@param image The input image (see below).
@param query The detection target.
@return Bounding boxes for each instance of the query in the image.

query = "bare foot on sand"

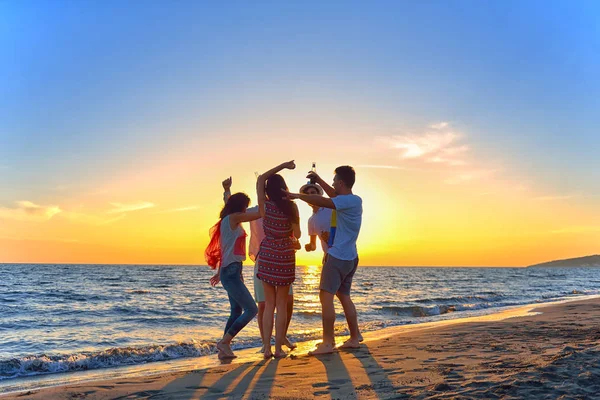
[274,349,287,359]
[263,347,273,359]
[308,342,337,356]
[217,341,236,358]
[217,349,237,359]
[339,337,361,349]
[283,337,297,350]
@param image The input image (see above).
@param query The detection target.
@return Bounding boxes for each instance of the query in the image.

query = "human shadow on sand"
[346,345,404,399]
[311,344,400,399]
[157,358,277,400]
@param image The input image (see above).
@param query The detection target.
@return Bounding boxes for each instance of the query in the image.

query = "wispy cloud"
[430,122,449,130]
[59,210,126,226]
[156,205,201,214]
[55,211,126,226]
[0,201,62,222]
[444,169,500,185]
[107,202,155,214]
[0,200,129,226]
[378,122,470,166]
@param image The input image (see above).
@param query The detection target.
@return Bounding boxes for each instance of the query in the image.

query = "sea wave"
[0,341,216,381]
[380,304,457,317]
[0,321,394,381]
[3,264,600,383]
[379,301,528,317]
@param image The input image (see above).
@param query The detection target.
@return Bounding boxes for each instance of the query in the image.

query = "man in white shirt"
[285,166,363,355]
[299,183,332,263]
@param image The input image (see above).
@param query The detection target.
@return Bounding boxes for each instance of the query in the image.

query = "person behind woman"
[300,182,332,265]
[205,192,261,359]
[256,160,301,358]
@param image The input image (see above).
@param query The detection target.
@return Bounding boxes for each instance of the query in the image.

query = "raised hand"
[222,177,232,191]
[283,160,296,170]
[306,171,320,182]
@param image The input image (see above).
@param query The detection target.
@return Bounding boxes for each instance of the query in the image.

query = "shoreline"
[2,294,600,398]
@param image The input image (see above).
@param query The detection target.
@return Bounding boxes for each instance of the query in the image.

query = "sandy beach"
[4,297,600,399]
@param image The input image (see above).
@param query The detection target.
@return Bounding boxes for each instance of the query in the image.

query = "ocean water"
[1,263,600,383]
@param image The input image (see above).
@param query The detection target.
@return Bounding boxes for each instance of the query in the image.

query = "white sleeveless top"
[220,215,247,268]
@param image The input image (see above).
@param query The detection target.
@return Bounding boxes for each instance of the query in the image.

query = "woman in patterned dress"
[256,160,301,358]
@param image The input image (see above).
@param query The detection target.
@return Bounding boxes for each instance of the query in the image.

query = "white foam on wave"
[0,341,216,381]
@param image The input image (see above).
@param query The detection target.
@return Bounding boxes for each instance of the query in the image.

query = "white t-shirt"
[308,207,332,254]
[328,194,362,261]
[246,206,264,263]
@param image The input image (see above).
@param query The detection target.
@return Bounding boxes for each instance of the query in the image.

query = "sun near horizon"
[1,2,599,267]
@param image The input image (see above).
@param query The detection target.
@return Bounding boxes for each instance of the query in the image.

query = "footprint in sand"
[113,390,163,399]
[388,370,406,376]
[68,391,97,399]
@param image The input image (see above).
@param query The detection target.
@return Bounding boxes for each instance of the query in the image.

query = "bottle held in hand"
[309,162,317,184]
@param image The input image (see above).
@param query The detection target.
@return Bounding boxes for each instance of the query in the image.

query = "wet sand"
[4,298,600,399]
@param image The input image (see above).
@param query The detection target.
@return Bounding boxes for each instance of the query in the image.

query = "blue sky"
[1,0,599,201]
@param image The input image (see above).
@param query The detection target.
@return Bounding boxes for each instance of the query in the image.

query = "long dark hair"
[265,174,299,224]
[220,192,250,219]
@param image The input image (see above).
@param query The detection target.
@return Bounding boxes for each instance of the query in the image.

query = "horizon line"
[0,262,528,268]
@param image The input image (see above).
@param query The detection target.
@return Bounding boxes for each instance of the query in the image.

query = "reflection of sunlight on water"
[303,265,321,289]
[295,265,321,314]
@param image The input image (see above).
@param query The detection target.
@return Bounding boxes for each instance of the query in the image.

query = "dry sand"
[4,298,600,399]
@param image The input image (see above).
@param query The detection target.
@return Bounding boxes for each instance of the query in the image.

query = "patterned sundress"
[256,200,296,286]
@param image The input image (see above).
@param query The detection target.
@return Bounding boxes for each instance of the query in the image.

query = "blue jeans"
[220,262,258,338]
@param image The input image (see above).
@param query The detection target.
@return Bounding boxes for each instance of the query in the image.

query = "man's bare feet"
[308,342,337,356]
[339,337,361,349]
[217,341,236,358]
[283,337,297,350]
[313,340,335,348]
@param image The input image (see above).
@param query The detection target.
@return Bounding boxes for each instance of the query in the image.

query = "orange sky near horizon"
[2,126,599,267]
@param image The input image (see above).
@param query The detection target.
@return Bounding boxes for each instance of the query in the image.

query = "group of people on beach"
[205,161,363,359]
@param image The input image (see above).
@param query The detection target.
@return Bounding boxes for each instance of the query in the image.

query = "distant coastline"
[528,254,600,268]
